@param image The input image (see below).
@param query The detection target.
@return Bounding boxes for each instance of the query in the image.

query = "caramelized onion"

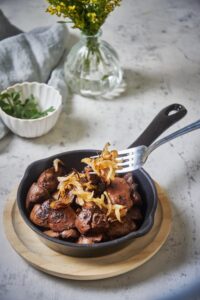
[50,144,126,222]
[81,143,121,184]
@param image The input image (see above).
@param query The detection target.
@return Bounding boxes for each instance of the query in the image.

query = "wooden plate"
[3,183,172,280]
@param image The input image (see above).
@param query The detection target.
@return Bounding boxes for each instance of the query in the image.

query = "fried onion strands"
[50,144,126,222]
[81,143,121,184]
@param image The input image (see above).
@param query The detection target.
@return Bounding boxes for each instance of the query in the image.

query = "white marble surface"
[0,0,200,299]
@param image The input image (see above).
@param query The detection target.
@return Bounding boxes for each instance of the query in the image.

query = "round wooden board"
[3,183,172,280]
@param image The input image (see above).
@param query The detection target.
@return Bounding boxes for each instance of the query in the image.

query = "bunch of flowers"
[46,0,121,35]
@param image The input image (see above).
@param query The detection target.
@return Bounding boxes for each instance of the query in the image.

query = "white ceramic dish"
[0,82,62,138]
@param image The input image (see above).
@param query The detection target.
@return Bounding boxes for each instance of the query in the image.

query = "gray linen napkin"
[0,10,68,96]
[0,10,69,138]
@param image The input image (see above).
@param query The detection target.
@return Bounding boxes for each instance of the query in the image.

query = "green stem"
[83,36,103,73]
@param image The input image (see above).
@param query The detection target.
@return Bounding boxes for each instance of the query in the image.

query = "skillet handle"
[128,103,187,148]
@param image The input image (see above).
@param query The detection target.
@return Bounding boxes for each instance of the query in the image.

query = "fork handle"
[147,119,200,155]
[128,103,187,148]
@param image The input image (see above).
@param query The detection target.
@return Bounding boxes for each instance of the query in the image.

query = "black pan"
[17,104,187,257]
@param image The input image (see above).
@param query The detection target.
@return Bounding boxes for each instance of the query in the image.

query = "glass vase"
[64,30,123,98]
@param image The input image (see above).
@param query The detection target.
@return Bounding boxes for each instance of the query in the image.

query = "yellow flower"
[87,12,97,23]
[56,5,61,12]
[46,0,122,35]
[46,6,57,15]
[68,5,76,11]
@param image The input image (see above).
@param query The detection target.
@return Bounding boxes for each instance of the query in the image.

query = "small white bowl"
[0,82,62,138]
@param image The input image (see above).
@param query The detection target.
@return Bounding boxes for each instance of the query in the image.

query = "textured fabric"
[0,9,68,99]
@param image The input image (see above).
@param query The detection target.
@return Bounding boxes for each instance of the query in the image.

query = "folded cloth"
[0,9,68,99]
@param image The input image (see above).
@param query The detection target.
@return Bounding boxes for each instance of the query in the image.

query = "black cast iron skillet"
[17,104,187,257]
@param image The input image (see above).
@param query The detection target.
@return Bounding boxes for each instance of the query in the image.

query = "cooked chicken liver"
[37,167,59,193]
[127,206,143,222]
[75,205,92,234]
[30,200,51,227]
[43,229,79,239]
[60,229,79,239]
[91,211,108,231]
[75,203,108,234]
[26,183,49,211]
[77,234,103,244]
[43,230,60,238]
[132,190,142,206]
[27,159,145,244]
[107,217,137,238]
[48,206,76,232]
[106,177,133,209]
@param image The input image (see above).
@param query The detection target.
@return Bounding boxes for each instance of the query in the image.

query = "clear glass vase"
[64,30,123,98]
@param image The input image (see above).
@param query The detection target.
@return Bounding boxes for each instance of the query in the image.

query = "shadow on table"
[123,68,164,98]
[166,149,200,195]
[28,67,164,146]
[155,281,200,300]
[30,88,89,147]
[0,132,13,153]
[100,68,165,102]
[32,112,89,147]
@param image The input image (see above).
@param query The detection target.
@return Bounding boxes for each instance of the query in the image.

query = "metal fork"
[116,119,200,173]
